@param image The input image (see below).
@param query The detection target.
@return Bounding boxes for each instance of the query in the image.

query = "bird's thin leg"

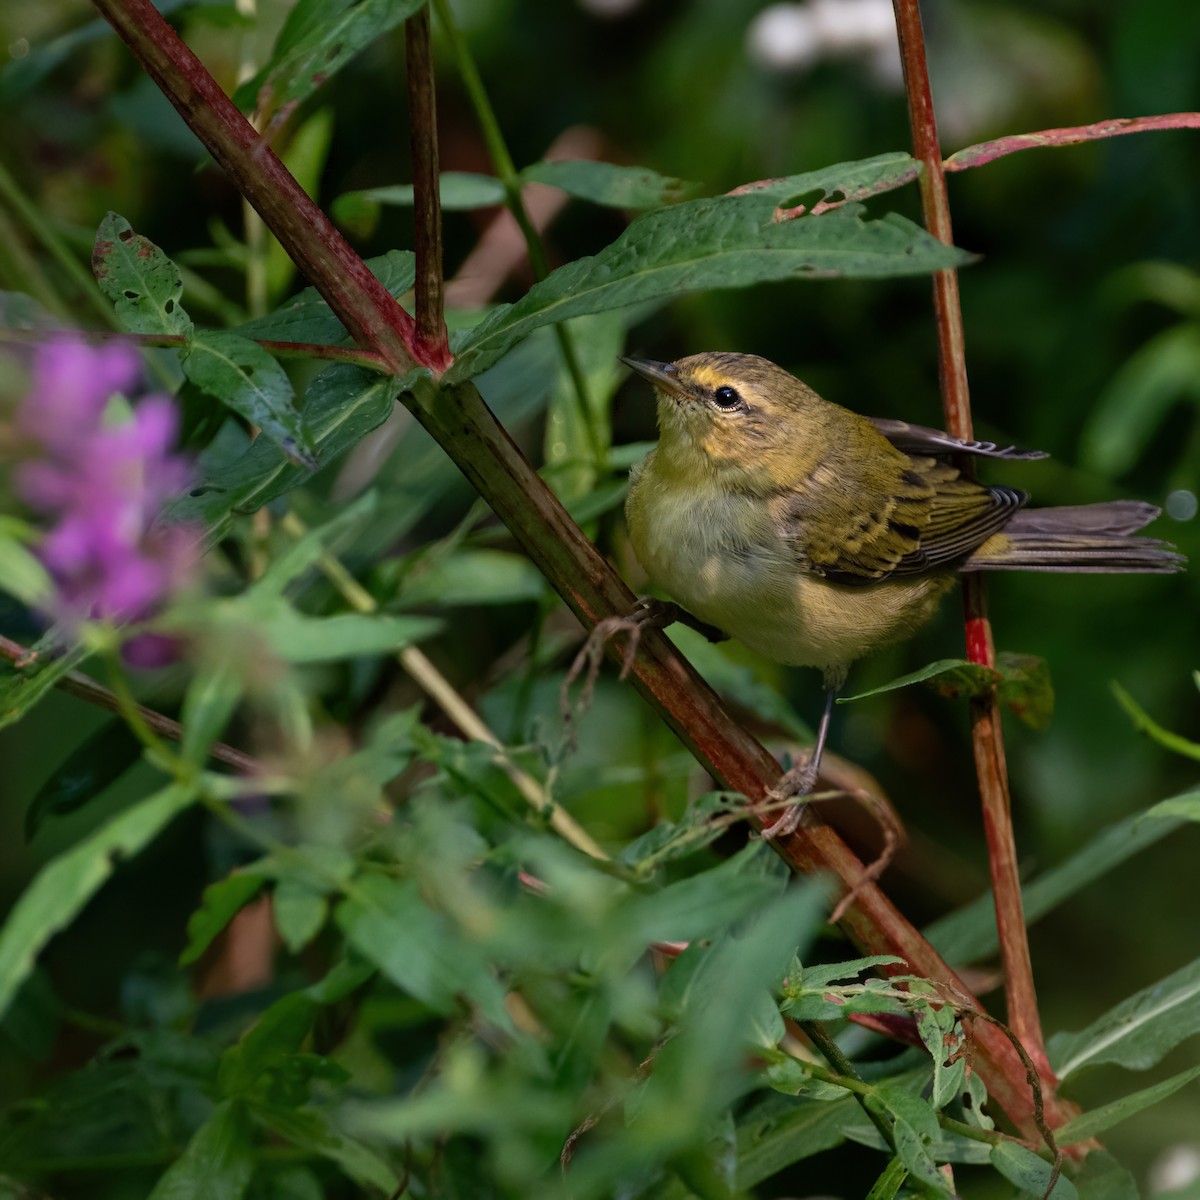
[761,684,837,839]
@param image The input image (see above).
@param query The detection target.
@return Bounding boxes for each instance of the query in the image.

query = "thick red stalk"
[890,0,1053,1082]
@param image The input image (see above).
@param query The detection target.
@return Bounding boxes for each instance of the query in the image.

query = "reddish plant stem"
[91,0,422,376]
[405,5,451,370]
[0,634,257,775]
[891,0,1052,1082]
[89,0,1079,1138]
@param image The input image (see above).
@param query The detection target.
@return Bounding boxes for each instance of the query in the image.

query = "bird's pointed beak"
[620,355,687,397]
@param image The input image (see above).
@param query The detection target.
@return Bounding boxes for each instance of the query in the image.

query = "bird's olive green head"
[622,352,829,482]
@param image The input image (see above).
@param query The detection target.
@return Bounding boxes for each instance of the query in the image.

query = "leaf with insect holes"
[182,331,316,468]
[92,212,192,336]
[446,154,970,382]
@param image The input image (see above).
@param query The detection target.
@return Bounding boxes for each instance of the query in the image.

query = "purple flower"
[15,338,197,634]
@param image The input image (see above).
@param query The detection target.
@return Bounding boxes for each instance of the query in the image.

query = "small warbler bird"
[622,352,1184,836]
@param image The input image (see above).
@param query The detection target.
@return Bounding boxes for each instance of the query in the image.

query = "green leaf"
[181,332,315,468]
[333,173,507,225]
[446,154,968,382]
[394,550,546,608]
[1112,680,1200,762]
[335,874,508,1020]
[872,1085,951,1197]
[734,1092,855,1187]
[915,1002,967,1112]
[25,719,144,839]
[1143,793,1200,822]
[995,651,1055,730]
[181,661,245,767]
[171,365,405,535]
[840,654,1051,728]
[234,250,415,344]
[0,636,90,732]
[253,490,379,598]
[252,1105,400,1194]
[273,879,328,953]
[926,802,1189,963]
[92,211,192,336]
[219,993,318,1097]
[1049,954,1200,1078]
[865,1157,909,1200]
[1080,323,1200,476]
[180,870,268,966]
[263,608,442,663]
[147,1098,254,1200]
[1056,1065,1200,1145]
[0,522,52,608]
[234,0,425,120]
[839,658,997,704]
[519,159,701,209]
[989,1141,1077,1200]
[1074,1150,1139,1200]
[0,781,197,1020]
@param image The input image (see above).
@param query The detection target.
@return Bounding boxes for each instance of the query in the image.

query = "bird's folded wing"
[868,417,1047,461]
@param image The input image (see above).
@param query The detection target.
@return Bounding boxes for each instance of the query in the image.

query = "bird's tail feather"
[963,501,1186,574]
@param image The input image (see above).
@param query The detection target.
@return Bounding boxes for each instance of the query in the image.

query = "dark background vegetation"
[1,0,1199,1191]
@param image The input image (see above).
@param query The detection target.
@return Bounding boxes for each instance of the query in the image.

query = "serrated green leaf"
[447,154,968,382]
[92,212,192,336]
[180,871,268,966]
[234,0,425,120]
[1049,954,1200,1078]
[1112,680,1200,762]
[0,523,52,608]
[989,1141,1077,1200]
[1056,1064,1200,1145]
[182,332,314,468]
[148,1098,254,1200]
[797,955,904,990]
[0,782,197,1020]
[170,365,405,534]
[394,549,545,608]
[520,159,700,209]
[273,880,328,953]
[234,250,416,344]
[24,719,144,839]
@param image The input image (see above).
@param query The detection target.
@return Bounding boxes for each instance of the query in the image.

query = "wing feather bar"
[869,417,1048,461]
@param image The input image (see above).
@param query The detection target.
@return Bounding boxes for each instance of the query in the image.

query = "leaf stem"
[429,0,607,470]
[405,4,451,369]
[890,0,1051,1084]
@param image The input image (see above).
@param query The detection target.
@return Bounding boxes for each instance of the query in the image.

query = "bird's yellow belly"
[627,479,955,678]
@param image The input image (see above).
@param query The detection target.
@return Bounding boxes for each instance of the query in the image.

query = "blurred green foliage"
[1,0,1199,1196]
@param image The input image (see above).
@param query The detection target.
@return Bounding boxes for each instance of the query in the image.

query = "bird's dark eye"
[713,385,741,409]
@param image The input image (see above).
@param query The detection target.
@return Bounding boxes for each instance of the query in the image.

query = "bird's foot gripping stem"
[760,757,819,840]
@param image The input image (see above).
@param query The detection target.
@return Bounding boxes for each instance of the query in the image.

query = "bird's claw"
[760,757,819,839]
